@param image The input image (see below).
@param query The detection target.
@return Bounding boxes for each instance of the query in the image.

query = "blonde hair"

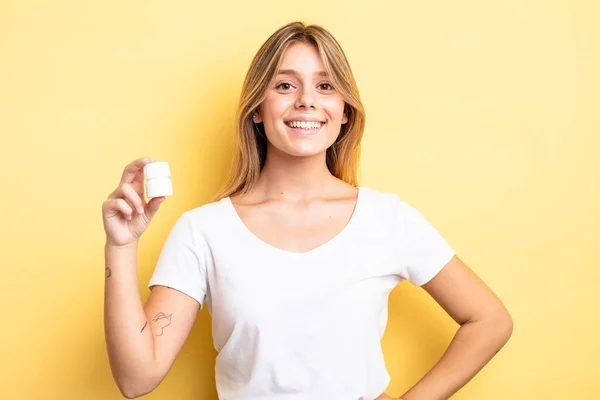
[211,21,366,202]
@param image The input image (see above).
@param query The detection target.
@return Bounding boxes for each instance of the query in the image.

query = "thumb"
[146,196,166,220]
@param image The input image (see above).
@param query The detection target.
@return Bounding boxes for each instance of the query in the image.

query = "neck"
[254,146,336,201]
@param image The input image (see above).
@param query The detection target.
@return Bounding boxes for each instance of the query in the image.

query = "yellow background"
[1,1,598,398]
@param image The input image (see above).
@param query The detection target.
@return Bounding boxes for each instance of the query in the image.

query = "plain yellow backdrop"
[1,0,598,398]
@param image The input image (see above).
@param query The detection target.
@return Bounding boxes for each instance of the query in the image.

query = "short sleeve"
[392,195,455,286]
[148,211,207,310]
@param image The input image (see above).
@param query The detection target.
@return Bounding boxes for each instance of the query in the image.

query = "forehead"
[278,41,325,75]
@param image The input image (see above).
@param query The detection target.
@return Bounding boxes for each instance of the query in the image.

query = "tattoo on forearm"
[140,321,148,333]
[152,312,173,336]
[105,267,111,278]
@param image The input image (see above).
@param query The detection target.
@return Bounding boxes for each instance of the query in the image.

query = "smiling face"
[253,41,348,158]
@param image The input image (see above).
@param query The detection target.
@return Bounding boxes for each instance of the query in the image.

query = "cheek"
[325,100,346,122]
[262,95,292,117]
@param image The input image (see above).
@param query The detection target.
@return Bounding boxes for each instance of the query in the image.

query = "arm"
[104,242,200,398]
[398,255,513,400]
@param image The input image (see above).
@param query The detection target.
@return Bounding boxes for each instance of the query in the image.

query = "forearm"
[104,241,158,396]
[400,315,513,400]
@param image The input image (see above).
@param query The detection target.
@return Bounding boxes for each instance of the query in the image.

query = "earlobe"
[342,112,348,124]
[253,111,262,123]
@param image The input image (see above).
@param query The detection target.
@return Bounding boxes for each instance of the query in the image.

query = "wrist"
[105,240,138,251]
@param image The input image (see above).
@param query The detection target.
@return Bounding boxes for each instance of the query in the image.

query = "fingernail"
[138,207,145,214]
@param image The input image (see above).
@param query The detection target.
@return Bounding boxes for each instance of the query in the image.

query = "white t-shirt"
[148,186,455,400]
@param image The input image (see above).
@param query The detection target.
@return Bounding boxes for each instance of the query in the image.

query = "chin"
[268,141,327,158]
[288,148,325,158]
[265,126,338,158]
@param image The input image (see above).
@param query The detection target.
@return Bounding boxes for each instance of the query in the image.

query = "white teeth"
[287,120,323,129]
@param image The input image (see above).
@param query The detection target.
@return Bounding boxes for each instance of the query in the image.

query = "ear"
[252,110,263,124]
[341,111,348,124]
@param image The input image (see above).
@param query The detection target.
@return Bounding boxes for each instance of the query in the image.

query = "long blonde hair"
[211,21,366,202]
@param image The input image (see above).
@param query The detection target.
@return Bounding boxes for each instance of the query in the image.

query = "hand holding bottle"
[102,157,166,248]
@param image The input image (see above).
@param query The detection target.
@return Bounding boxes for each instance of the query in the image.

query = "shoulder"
[173,197,232,232]
[358,186,405,211]
[358,186,429,226]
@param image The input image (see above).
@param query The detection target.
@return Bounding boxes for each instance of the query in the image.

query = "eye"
[319,82,334,91]
[276,82,294,90]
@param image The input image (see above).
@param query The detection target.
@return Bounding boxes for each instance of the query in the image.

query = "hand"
[375,394,400,400]
[102,157,166,247]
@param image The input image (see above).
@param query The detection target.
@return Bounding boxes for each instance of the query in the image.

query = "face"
[253,41,348,158]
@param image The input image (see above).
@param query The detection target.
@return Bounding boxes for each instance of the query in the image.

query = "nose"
[295,87,316,109]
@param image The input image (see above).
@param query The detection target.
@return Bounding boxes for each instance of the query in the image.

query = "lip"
[284,116,326,123]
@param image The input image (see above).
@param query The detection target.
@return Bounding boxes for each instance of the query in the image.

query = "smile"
[284,120,325,135]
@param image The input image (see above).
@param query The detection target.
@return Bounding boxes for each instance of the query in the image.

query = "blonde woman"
[102,21,513,400]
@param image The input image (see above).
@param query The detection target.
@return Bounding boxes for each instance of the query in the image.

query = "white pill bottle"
[143,161,173,198]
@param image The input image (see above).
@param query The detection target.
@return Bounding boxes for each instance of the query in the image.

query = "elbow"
[115,374,160,399]
[504,312,514,337]
[492,309,514,348]
[500,308,513,337]
[118,382,155,399]
[503,314,514,343]
[120,388,140,399]
[469,308,513,350]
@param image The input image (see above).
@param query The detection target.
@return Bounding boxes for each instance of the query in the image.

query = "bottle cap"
[144,161,171,180]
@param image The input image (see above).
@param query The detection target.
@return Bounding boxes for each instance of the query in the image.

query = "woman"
[102,21,513,400]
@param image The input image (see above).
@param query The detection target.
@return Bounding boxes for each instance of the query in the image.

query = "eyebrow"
[277,69,328,77]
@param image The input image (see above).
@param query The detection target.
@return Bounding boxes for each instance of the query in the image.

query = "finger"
[119,157,154,186]
[107,183,132,202]
[115,198,134,220]
[108,179,142,200]
[145,196,166,220]
[103,198,134,220]
[107,184,141,215]
[120,182,146,214]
